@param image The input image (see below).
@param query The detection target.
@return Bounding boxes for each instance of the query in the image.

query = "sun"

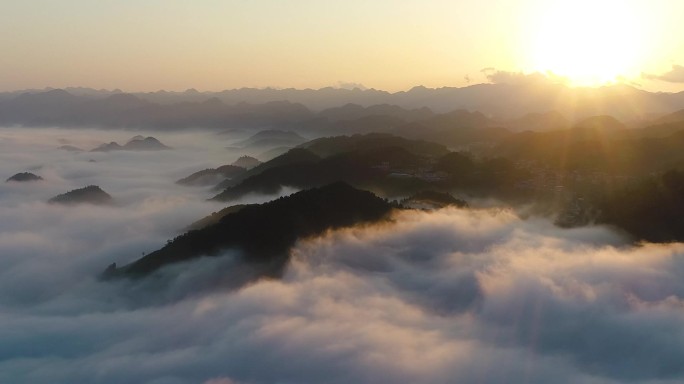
[525,0,647,86]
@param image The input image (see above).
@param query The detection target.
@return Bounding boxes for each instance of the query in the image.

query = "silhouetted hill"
[300,133,449,158]
[315,114,408,135]
[91,136,169,152]
[4,84,684,129]
[127,135,145,142]
[593,170,684,242]
[214,148,321,191]
[91,142,125,152]
[185,204,250,231]
[495,116,625,160]
[401,190,468,210]
[318,103,434,122]
[211,133,530,201]
[393,110,512,147]
[105,183,395,279]
[210,143,523,202]
[0,89,314,129]
[652,108,684,125]
[122,136,170,150]
[62,93,156,126]
[232,156,262,169]
[213,133,450,199]
[212,147,428,201]
[6,172,43,182]
[501,111,569,132]
[572,115,626,134]
[626,121,684,139]
[495,122,684,174]
[48,185,112,205]
[177,165,246,186]
[0,89,86,125]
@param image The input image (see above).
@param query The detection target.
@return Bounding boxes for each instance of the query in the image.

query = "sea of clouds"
[1,128,684,383]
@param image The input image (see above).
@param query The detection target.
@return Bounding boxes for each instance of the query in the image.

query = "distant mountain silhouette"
[122,136,170,151]
[104,182,395,280]
[58,145,84,152]
[176,165,246,186]
[393,110,512,147]
[211,135,452,201]
[231,156,262,169]
[92,142,125,152]
[0,90,313,129]
[214,134,449,195]
[309,114,408,135]
[625,121,684,140]
[494,117,684,173]
[573,115,626,132]
[127,135,145,142]
[48,185,113,205]
[652,108,684,125]
[6,172,43,182]
[91,136,169,152]
[214,148,321,191]
[3,84,684,129]
[213,134,529,202]
[500,111,569,132]
[318,103,434,123]
[300,133,449,158]
[0,89,85,125]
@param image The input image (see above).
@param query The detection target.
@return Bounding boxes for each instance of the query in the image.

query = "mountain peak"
[106,183,395,279]
[6,172,43,182]
[48,185,113,205]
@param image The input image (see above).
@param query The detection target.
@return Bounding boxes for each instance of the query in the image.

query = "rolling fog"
[1,128,684,383]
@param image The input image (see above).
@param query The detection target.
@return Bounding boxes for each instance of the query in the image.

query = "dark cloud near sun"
[642,64,684,83]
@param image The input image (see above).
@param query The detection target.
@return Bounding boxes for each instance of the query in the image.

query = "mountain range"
[91,136,170,152]
[3,83,684,131]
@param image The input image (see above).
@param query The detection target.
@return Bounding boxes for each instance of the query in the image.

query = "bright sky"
[1,0,683,92]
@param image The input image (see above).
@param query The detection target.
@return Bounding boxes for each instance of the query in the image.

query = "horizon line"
[2,81,675,96]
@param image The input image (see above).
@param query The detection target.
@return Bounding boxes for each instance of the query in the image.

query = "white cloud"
[642,65,684,83]
[1,128,684,383]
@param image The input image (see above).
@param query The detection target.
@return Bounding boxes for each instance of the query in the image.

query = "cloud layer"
[643,65,684,83]
[2,128,684,383]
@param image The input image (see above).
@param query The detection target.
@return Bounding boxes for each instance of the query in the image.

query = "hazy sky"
[2,0,684,92]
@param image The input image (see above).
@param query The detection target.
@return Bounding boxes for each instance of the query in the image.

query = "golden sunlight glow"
[527,0,648,86]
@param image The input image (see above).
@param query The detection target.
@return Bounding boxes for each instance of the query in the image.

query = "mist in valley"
[1,128,684,383]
